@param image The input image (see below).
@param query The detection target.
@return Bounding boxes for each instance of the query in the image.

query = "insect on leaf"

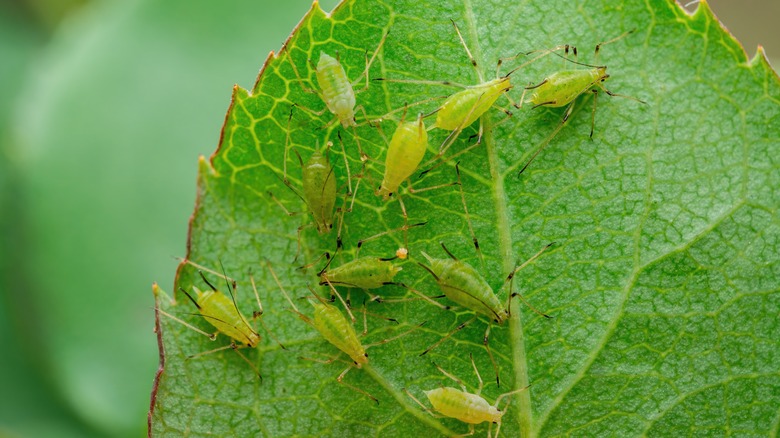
[150,0,780,436]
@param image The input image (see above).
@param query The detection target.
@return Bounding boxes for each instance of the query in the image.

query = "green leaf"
[150,0,780,436]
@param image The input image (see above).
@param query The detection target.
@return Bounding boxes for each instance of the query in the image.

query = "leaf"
[150,0,780,436]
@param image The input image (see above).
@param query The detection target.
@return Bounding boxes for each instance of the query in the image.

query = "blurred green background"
[0,0,775,436]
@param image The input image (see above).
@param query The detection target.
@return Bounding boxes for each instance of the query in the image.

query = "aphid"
[267,262,421,402]
[376,20,534,171]
[375,112,429,200]
[156,260,284,380]
[516,30,646,174]
[284,31,389,160]
[269,108,350,259]
[417,242,554,385]
[405,354,528,438]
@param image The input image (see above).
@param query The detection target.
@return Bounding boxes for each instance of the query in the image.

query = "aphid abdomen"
[323,257,402,289]
[429,259,506,323]
[531,69,603,107]
[312,302,368,365]
[316,53,357,127]
[425,387,499,424]
[377,118,428,199]
[197,289,260,347]
[302,151,337,233]
[435,78,510,130]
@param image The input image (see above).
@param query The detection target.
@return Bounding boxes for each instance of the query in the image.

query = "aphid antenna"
[517,102,575,176]
[386,282,451,310]
[351,29,390,91]
[498,44,573,80]
[178,258,237,283]
[416,258,441,283]
[156,302,216,341]
[248,271,287,350]
[502,242,556,318]
[210,260,256,333]
[442,21,480,78]
[454,162,483,268]
[297,251,330,272]
[419,315,478,357]
[364,320,426,349]
[319,276,357,323]
[594,29,636,63]
[354,221,427,258]
[335,131,354,197]
[468,353,485,394]
[491,384,532,438]
[439,242,458,261]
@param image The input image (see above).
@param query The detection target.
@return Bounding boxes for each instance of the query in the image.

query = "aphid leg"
[491,385,532,438]
[355,221,426,258]
[322,277,357,323]
[517,101,575,176]
[450,19,483,82]
[186,341,263,381]
[248,273,286,350]
[337,366,378,403]
[283,45,319,95]
[403,388,443,417]
[502,243,555,318]
[597,82,647,105]
[350,125,370,162]
[454,163,483,268]
[482,324,500,387]
[420,315,478,356]
[468,353,485,395]
[590,88,599,138]
[352,30,390,91]
[334,131,354,197]
[230,343,263,381]
[266,260,317,328]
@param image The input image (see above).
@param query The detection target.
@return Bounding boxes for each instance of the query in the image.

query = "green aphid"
[405,354,528,438]
[417,242,553,385]
[517,30,646,174]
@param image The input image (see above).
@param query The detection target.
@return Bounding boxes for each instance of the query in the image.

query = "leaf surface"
[151,0,780,436]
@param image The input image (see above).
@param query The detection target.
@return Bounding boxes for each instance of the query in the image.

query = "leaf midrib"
[460,1,534,436]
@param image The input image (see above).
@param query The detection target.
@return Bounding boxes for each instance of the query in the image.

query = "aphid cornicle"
[156,260,285,380]
[417,242,554,385]
[405,354,528,438]
[516,31,646,174]
[267,262,421,403]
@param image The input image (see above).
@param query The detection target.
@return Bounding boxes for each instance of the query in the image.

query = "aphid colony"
[157,19,645,436]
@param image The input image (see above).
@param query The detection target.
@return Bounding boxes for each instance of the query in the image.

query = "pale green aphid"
[417,242,553,385]
[376,113,428,200]
[319,256,403,290]
[376,20,528,171]
[268,262,420,403]
[517,31,646,174]
[284,31,389,160]
[156,260,284,380]
[405,354,528,438]
[270,109,345,258]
